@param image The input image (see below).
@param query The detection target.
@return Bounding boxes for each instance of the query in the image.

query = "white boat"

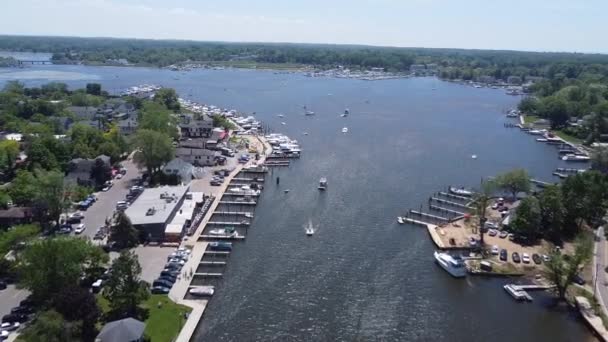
[305,110,315,116]
[342,127,348,133]
[503,284,532,301]
[536,138,548,142]
[209,228,237,236]
[471,154,477,159]
[305,220,314,236]
[449,187,473,197]
[303,132,309,136]
[284,189,290,193]
[189,286,215,296]
[281,122,286,125]
[434,251,467,278]
[244,213,254,219]
[397,217,404,224]
[562,154,591,162]
[318,177,327,190]
[278,114,284,118]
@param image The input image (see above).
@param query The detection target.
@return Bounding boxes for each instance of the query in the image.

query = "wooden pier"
[203,251,230,256]
[409,210,449,222]
[213,211,253,217]
[207,221,250,226]
[401,217,431,227]
[437,191,470,201]
[200,235,246,240]
[242,167,268,173]
[429,197,472,210]
[556,167,586,173]
[264,161,290,167]
[194,273,223,278]
[429,204,465,216]
[219,200,257,205]
[199,261,227,266]
[530,179,553,188]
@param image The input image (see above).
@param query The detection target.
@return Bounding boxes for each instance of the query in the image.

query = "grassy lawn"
[554,130,584,144]
[523,115,539,124]
[96,294,191,342]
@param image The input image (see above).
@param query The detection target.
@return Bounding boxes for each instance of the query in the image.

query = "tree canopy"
[495,169,531,199]
[103,250,150,320]
[132,129,174,175]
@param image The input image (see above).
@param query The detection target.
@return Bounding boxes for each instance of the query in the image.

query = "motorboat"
[305,220,314,236]
[471,154,477,159]
[562,154,591,162]
[284,189,290,193]
[318,177,327,190]
[244,213,254,219]
[341,108,349,117]
[397,217,404,224]
[189,286,215,297]
[434,251,467,278]
[449,187,473,197]
[536,138,548,142]
[503,284,532,301]
[278,114,284,118]
[305,110,315,116]
[209,227,237,236]
[209,242,233,251]
[342,127,348,133]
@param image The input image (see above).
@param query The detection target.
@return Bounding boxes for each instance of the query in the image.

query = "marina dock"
[207,221,250,226]
[437,191,470,201]
[409,210,449,222]
[429,197,473,210]
[213,211,254,216]
[429,204,466,216]
[199,261,227,266]
[219,200,257,205]
[194,273,223,278]
[200,235,246,240]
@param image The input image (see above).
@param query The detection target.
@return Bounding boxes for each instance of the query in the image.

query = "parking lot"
[134,246,176,283]
[0,285,29,324]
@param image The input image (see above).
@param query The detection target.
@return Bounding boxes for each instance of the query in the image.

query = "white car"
[1,322,19,331]
[102,186,111,192]
[116,174,123,180]
[1,330,9,340]
[74,224,86,234]
[491,245,499,255]
[522,253,531,264]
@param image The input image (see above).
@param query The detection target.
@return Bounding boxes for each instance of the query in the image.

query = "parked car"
[491,245,499,255]
[507,233,515,241]
[522,253,531,264]
[151,286,171,294]
[542,254,551,262]
[512,252,521,263]
[67,212,84,223]
[573,274,586,286]
[488,229,498,237]
[91,279,103,293]
[10,306,32,315]
[116,201,128,210]
[0,322,19,331]
[499,231,508,239]
[532,254,542,265]
[1,330,8,340]
[1,314,27,323]
[74,224,86,234]
[58,226,72,235]
[153,279,174,288]
[115,173,123,180]
[499,249,508,261]
[468,236,477,247]
[0,280,6,290]
[160,269,179,278]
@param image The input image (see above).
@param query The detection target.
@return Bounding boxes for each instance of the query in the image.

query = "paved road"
[0,284,28,322]
[594,226,608,318]
[76,158,142,241]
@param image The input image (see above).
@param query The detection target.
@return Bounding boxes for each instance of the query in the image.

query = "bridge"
[17,60,53,65]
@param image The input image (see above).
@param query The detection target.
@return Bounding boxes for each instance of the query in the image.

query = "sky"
[2,0,607,53]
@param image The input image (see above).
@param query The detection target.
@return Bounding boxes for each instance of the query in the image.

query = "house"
[96,317,145,342]
[48,117,74,132]
[478,75,496,84]
[162,158,194,183]
[178,113,214,139]
[507,76,523,85]
[118,117,139,136]
[210,128,227,142]
[65,155,111,187]
[0,207,34,228]
[68,106,98,120]
[176,147,219,166]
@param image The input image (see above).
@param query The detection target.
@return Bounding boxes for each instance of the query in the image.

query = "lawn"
[97,294,191,342]
[554,130,583,144]
[523,115,539,124]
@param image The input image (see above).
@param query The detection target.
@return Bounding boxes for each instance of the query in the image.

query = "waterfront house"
[507,76,523,85]
[176,146,219,167]
[178,113,214,139]
[68,106,98,120]
[65,155,111,187]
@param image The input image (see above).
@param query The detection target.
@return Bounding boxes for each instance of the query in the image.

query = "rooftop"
[125,185,190,226]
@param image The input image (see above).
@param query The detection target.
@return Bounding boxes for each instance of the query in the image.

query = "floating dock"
[203,251,230,256]
[530,179,553,188]
[193,273,223,278]
[199,261,227,266]
[437,191,470,201]
[200,235,246,240]
[429,197,472,210]
[219,200,257,205]
[409,210,449,222]
[207,221,250,226]
[213,211,254,217]
[429,204,465,216]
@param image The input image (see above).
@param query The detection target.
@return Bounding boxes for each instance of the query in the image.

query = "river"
[0,64,594,341]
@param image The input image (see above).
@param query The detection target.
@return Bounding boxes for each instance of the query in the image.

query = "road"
[594,226,608,319]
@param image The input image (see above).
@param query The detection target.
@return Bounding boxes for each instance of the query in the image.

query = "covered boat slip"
[164,192,205,242]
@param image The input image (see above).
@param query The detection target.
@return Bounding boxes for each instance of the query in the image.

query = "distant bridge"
[17,60,53,65]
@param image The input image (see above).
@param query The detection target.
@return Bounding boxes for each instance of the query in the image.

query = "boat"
[209,227,237,236]
[342,108,350,117]
[342,127,348,133]
[278,114,284,118]
[284,189,290,193]
[305,220,314,236]
[434,251,467,278]
[562,154,591,162]
[318,177,327,190]
[244,213,254,219]
[471,154,477,159]
[503,284,532,301]
[209,242,233,251]
[303,132,309,136]
[281,122,286,125]
[397,217,404,224]
[536,138,548,142]
[449,186,473,197]
[189,286,215,297]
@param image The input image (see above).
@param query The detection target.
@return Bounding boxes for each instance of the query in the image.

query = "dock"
[219,200,257,205]
[429,197,473,210]
[199,261,227,266]
[200,235,246,240]
[213,211,253,217]
[530,179,553,188]
[401,216,431,227]
[203,251,230,256]
[207,221,250,226]
[503,284,554,302]
[193,273,223,278]
[264,161,290,167]
[409,210,449,222]
[429,204,465,216]
[556,167,587,173]
[437,191,470,201]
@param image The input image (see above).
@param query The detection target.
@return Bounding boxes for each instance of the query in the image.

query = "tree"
[472,179,496,246]
[132,129,174,175]
[85,83,101,96]
[90,157,111,189]
[544,234,593,299]
[33,170,72,230]
[154,88,180,112]
[592,147,608,174]
[8,170,37,206]
[541,96,570,129]
[109,212,139,249]
[139,101,178,139]
[511,196,542,240]
[103,251,150,320]
[18,237,108,304]
[495,169,531,200]
[0,224,40,256]
[0,139,20,176]
[562,171,608,236]
[538,185,566,241]
[53,285,100,342]
[19,310,80,342]
[26,139,58,171]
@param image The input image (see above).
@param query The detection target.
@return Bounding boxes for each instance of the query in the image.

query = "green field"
[554,130,583,144]
[523,115,539,124]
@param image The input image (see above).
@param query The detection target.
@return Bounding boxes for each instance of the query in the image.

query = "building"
[68,106,98,120]
[124,185,190,241]
[478,75,496,84]
[96,318,145,342]
[507,76,523,85]
[176,147,219,167]
[164,192,204,242]
[162,158,195,183]
[65,155,111,187]
[178,113,214,139]
[118,117,139,136]
[0,207,33,228]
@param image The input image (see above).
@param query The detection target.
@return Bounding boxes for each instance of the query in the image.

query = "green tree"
[85,83,101,96]
[18,237,108,304]
[543,234,593,299]
[154,88,180,112]
[18,310,80,342]
[139,101,178,139]
[0,224,40,255]
[109,212,139,249]
[33,170,72,230]
[132,129,174,175]
[53,285,100,342]
[511,196,542,240]
[592,147,608,174]
[541,96,570,129]
[26,139,58,171]
[9,170,37,206]
[538,185,566,241]
[0,139,20,176]
[472,179,496,246]
[103,251,150,320]
[90,157,111,189]
[495,169,531,200]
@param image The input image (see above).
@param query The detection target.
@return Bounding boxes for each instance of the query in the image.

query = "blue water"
[0,65,593,341]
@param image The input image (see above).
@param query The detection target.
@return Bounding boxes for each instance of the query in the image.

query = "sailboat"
[305,220,314,236]
[341,108,349,117]
[303,105,315,116]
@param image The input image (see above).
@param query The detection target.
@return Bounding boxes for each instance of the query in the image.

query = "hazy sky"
[2,0,607,53]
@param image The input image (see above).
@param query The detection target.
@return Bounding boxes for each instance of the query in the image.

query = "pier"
[219,200,257,205]
[264,161,290,166]
[203,251,230,256]
[199,261,227,266]
[401,217,432,227]
[429,204,465,216]
[530,179,553,188]
[207,221,250,226]
[429,197,473,210]
[213,211,253,217]
[556,167,586,173]
[193,273,223,278]
[200,234,246,240]
[437,191,470,201]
